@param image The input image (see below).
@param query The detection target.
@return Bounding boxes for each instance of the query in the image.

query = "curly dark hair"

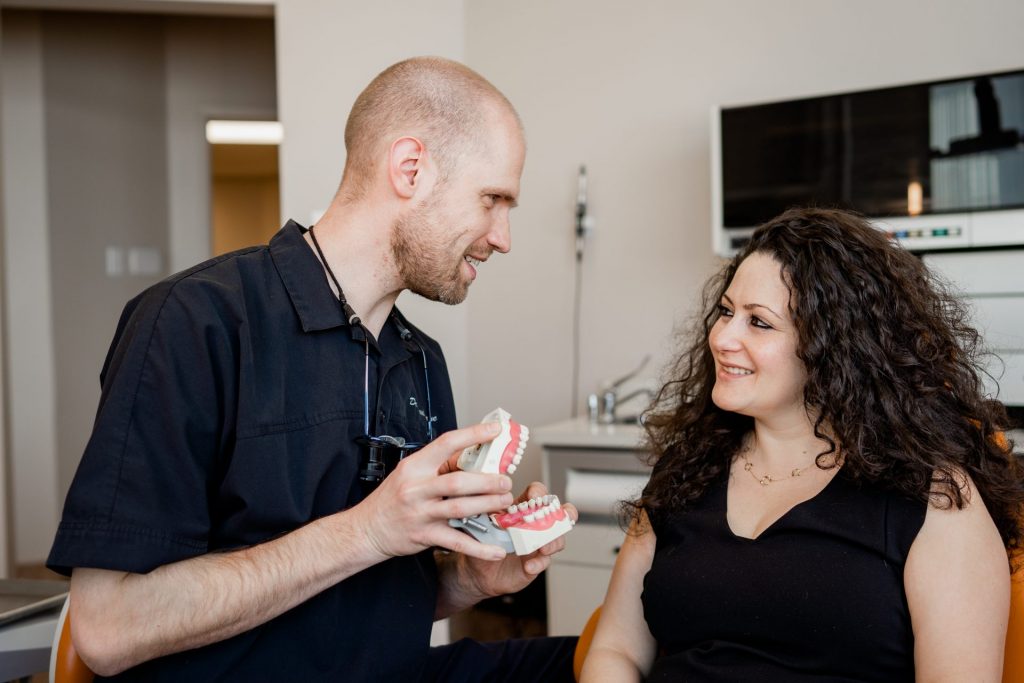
[632,207,1024,554]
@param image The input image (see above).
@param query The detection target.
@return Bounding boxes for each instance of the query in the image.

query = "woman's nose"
[710,318,742,352]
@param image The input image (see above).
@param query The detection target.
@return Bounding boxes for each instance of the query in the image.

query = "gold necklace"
[738,446,816,486]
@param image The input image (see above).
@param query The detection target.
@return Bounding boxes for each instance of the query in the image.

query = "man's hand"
[352,422,516,562]
[435,480,579,618]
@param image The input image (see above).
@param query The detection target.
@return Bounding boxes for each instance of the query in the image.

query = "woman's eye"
[717,304,733,317]
[751,316,772,330]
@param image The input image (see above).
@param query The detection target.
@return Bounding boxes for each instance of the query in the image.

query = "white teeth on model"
[723,366,753,375]
[521,426,529,436]
[508,505,517,513]
[524,513,535,523]
[506,464,517,474]
[513,454,523,465]
[518,502,529,511]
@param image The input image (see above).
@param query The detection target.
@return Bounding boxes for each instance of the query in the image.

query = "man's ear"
[388,136,431,199]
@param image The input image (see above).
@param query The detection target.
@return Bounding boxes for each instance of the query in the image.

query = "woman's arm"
[905,475,1010,683]
[579,512,659,682]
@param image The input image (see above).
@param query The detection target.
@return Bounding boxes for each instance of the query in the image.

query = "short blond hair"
[340,56,519,198]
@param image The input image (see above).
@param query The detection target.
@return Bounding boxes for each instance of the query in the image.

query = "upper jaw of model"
[457,408,527,475]
[448,408,575,556]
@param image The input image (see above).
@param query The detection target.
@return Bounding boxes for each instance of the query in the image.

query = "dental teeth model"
[448,408,575,556]
[456,407,527,475]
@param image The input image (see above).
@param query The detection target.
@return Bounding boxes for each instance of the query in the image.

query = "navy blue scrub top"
[48,221,458,682]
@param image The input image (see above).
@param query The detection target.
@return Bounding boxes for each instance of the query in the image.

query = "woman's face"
[709,252,808,425]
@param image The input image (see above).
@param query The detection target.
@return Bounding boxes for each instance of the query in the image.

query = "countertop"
[533,417,645,450]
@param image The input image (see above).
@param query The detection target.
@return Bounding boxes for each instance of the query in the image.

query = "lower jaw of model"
[448,409,575,556]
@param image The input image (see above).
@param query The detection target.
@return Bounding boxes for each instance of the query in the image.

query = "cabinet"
[535,419,650,636]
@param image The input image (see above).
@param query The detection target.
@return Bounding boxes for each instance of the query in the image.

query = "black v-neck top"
[641,465,927,682]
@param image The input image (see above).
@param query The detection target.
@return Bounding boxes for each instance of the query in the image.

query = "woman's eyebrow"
[722,293,782,320]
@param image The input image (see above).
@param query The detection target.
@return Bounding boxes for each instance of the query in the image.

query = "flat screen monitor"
[717,69,1024,230]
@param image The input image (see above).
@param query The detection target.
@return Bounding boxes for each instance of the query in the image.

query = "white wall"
[273,0,1024,486]
[459,0,1024,481]
[275,0,471,423]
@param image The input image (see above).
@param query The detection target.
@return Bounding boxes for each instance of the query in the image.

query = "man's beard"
[391,203,470,305]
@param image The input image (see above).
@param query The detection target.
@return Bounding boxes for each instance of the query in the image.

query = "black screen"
[721,70,1024,228]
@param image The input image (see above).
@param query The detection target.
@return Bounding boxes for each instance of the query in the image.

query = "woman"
[581,208,1023,682]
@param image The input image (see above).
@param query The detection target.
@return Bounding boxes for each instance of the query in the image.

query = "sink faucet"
[592,354,651,424]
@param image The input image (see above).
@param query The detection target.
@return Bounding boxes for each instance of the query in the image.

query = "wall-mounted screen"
[714,69,1024,254]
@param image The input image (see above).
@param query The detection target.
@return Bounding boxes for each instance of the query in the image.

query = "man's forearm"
[72,509,387,676]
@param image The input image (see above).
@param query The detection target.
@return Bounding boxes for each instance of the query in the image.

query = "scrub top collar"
[270,219,348,334]
[270,220,415,368]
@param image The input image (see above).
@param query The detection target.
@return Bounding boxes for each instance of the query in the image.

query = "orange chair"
[49,595,94,683]
[572,605,602,681]
[1005,562,1024,682]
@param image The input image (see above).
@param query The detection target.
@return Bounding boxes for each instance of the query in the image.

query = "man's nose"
[488,212,511,254]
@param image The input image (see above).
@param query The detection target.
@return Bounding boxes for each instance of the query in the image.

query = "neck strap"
[309,224,362,327]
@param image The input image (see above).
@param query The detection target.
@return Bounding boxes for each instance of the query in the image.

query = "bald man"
[48,57,577,682]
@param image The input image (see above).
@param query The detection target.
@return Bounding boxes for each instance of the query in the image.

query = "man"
[47,57,578,681]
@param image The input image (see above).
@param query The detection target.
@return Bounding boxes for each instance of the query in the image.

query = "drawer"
[968,296,1024,349]
[557,522,627,568]
[983,351,1024,405]
[924,250,1024,295]
[546,563,613,637]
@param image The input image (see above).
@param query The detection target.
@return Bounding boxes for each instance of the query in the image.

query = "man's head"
[340,56,526,305]
[341,56,522,200]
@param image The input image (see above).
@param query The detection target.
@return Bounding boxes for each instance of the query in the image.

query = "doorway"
[210,138,281,255]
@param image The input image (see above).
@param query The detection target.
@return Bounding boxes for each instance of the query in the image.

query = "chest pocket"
[378,361,436,444]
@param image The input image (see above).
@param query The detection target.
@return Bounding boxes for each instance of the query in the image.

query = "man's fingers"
[521,553,551,575]
[562,502,579,523]
[516,481,548,503]
[434,493,514,521]
[536,535,567,557]
[410,422,502,472]
[433,471,512,498]
[433,528,507,561]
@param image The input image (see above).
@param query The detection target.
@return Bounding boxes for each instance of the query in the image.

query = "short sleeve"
[47,278,238,575]
[640,452,671,537]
